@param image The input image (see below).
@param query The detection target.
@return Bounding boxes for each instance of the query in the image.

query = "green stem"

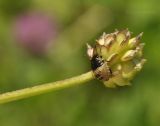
[0,71,94,104]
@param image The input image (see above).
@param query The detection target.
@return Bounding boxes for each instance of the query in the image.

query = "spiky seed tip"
[86,43,94,60]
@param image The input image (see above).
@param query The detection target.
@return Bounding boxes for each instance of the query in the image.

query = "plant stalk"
[0,71,94,104]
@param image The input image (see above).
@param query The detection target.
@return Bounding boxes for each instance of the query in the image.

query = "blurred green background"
[0,0,160,126]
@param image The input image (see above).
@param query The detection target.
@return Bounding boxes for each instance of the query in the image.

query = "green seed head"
[87,29,146,88]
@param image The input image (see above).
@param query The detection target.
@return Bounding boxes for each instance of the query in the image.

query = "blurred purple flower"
[13,12,58,55]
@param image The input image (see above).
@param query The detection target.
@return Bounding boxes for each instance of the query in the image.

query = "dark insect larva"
[90,55,112,81]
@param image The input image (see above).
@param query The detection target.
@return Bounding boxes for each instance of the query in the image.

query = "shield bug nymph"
[87,44,112,81]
